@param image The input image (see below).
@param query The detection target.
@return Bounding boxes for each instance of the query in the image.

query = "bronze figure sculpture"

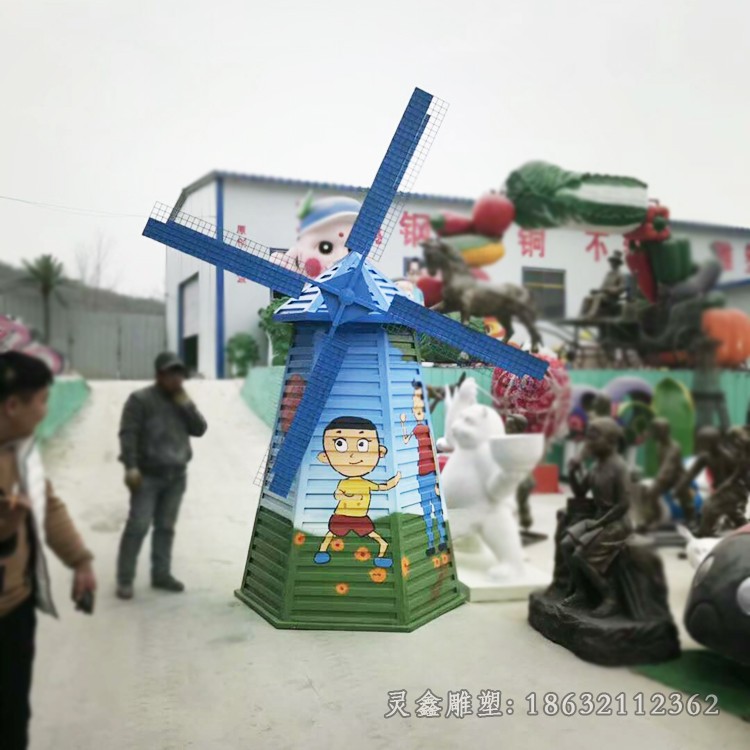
[529,417,680,665]
[638,417,695,530]
[695,427,750,538]
[562,418,634,617]
[505,414,536,534]
[579,250,628,319]
[675,425,747,537]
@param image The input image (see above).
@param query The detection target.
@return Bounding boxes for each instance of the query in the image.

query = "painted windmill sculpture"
[143,88,548,631]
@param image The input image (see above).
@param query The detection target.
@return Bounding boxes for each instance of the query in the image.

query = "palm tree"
[21,254,67,343]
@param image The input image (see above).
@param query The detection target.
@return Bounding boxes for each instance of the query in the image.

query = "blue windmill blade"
[268,333,349,498]
[346,89,448,263]
[144,203,308,299]
[387,294,549,381]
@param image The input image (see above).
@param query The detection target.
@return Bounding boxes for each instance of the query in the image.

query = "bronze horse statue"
[421,238,543,352]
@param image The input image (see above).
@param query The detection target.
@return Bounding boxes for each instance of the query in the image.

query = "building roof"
[173,170,750,236]
[174,171,474,215]
[274,252,401,323]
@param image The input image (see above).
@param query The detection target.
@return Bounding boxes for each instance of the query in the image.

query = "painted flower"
[401,556,410,578]
[330,538,345,552]
[432,556,442,569]
[293,532,306,546]
[335,583,349,596]
[441,552,450,566]
[354,546,371,562]
[369,568,387,584]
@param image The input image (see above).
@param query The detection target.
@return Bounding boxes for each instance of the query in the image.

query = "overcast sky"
[1,0,748,298]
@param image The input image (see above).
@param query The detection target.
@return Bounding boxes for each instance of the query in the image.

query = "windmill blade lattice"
[142,86,547,504]
[253,450,269,488]
[144,203,309,298]
[346,89,448,263]
[267,333,350,498]
[386,294,548,380]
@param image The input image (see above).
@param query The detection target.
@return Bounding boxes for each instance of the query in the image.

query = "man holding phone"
[116,352,207,599]
[0,352,96,750]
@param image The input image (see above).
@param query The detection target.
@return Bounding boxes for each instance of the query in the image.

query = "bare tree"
[75,233,122,307]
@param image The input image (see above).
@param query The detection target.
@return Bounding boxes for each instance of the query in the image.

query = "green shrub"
[258,298,293,366]
[226,333,260,377]
[416,313,487,362]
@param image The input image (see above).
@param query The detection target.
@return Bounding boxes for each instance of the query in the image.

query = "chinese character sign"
[518,229,546,258]
[585,232,609,262]
[399,211,432,248]
[711,241,734,272]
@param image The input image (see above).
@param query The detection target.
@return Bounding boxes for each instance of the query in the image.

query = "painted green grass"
[238,506,464,631]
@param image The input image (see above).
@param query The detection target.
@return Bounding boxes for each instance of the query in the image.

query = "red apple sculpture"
[472,191,516,238]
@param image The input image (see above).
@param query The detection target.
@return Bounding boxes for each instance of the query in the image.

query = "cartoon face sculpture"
[684,523,750,665]
[283,193,361,278]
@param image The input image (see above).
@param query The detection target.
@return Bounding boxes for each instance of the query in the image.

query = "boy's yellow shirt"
[334,477,379,517]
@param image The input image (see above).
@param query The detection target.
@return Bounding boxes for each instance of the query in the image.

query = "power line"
[0,194,144,219]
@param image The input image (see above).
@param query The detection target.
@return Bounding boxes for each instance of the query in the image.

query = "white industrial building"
[164,171,750,377]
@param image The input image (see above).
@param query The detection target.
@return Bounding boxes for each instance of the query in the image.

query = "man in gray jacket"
[116,352,207,599]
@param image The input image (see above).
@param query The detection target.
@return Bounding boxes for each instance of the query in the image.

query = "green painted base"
[236,506,465,632]
[234,587,465,632]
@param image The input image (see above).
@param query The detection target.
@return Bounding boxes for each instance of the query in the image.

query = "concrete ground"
[31,381,748,749]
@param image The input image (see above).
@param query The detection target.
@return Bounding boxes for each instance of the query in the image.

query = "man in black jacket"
[116,352,207,599]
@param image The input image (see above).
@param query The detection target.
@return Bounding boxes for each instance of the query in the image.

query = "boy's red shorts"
[328,514,375,537]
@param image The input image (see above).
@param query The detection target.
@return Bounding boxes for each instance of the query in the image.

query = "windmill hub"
[338,288,356,306]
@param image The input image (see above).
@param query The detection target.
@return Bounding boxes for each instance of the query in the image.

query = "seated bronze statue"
[579,250,627,319]
[562,418,633,617]
[528,416,680,665]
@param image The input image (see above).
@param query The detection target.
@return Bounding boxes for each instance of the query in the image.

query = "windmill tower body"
[141,86,548,633]
[237,255,463,631]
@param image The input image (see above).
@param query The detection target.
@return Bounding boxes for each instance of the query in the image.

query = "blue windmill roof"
[274,252,402,323]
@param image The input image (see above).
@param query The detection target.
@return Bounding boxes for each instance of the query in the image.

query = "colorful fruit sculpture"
[504,161,649,233]
[483,317,505,339]
[472,192,516,237]
[624,203,670,243]
[702,308,750,367]
[429,190,514,268]
[492,348,571,441]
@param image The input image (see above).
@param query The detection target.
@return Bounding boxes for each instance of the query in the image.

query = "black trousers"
[0,596,36,750]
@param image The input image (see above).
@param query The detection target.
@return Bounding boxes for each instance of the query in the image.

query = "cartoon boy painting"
[400,380,447,556]
[314,416,401,568]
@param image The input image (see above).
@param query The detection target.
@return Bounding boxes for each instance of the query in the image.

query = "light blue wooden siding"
[259,323,318,520]
[274,322,446,536]
[294,325,392,535]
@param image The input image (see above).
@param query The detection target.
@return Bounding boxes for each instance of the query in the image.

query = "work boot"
[116,583,134,600]
[152,575,185,593]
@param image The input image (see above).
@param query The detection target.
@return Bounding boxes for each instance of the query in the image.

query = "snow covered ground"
[30,381,747,749]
